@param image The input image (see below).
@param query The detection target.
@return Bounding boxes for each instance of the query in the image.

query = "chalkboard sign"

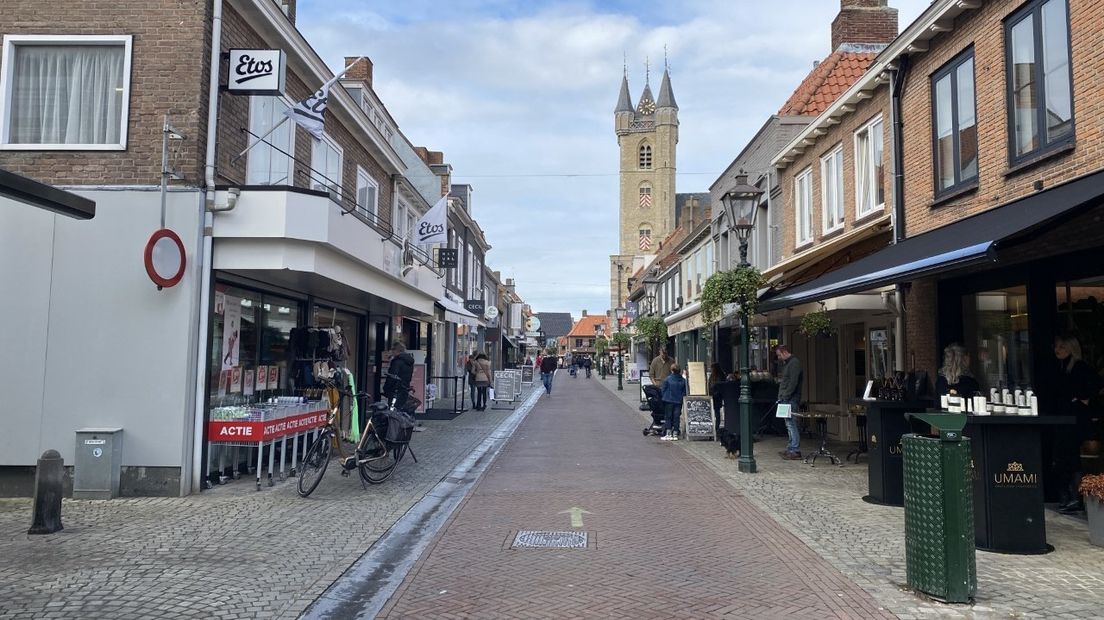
[509,369,522,396]
[682,397,715,440]
[492,371,515,402]
[521,366,534,384]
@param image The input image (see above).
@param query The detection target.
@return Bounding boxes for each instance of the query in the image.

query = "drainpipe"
[190,0,224,494]
[889,54,911,372]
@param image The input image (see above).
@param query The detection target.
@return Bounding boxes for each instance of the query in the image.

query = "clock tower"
[610,64,679,311]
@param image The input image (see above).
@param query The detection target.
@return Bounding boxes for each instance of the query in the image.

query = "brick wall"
[900,0,1104,237]
[0,0,210,186]
[831,0,898,51]
[777,88,892,259]
[904,279,938,379]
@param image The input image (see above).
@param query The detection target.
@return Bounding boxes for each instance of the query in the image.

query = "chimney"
[278,0,296,24]
[344,56,374,87]
[831,0,898,52]
[427,151,444,165]
[582,310,588,317]
[414,146,430,164]
[682,197,697,230]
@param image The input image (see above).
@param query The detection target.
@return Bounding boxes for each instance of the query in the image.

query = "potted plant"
[799,309,836,338]
[1079,474,1104,546]
[701,266,764,324]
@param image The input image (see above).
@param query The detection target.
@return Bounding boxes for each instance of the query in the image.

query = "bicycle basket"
[384,409,416,444]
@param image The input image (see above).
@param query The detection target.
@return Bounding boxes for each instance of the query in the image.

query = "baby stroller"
[641,384,666,437]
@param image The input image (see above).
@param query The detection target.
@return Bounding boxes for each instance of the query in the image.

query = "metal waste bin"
[902,413,976,603]
[74,428,123,499]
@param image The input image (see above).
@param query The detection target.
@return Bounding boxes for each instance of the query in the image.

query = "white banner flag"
[413,195,448,245]
[284,58,363,142]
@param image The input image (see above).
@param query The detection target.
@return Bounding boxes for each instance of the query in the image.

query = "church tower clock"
[610,63,678,311]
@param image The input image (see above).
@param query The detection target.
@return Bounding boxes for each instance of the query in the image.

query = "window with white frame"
[393,201,407,238]
[1,35,132,149]
[355,167,378,220]
[794,168,813,246]
[247,96,295,185]
[310,134,342,198]
[854,116,885,216]
[820,145,845,233]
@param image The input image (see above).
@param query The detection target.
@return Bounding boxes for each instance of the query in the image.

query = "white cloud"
[296,0,933,314]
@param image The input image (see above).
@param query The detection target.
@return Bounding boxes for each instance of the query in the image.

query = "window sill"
[820,226,846,242]
[793,240,815,253]
[929,182,979,208]
[853,207,885,226]
[0,143,126,151]
[1005,141,1076,178]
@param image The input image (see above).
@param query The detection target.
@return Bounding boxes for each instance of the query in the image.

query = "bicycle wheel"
[297,430,332,497]
[358,433,398,484]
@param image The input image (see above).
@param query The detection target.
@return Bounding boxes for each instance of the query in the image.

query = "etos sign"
[227,49,286,96]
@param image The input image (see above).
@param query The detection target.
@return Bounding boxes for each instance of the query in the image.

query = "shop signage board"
[227,49,286,95]
[437,248,458,268]
[682,397,715,440]
[464,299,485,315]
[509,369,522,396]
[208,409,327,443]
[521,365,534,384]
[687,361,707,396]
[492,371,515,403]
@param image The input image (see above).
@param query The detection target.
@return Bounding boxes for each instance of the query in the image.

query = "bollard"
[28,449,64,535]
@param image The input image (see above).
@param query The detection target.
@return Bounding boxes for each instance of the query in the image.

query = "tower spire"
[645,56,650,85]
[656,63,677,110]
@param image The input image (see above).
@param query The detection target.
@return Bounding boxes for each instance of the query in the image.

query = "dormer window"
[639,144,652,169]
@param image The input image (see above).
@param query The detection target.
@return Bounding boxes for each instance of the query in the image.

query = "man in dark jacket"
[539,354,559,395]
[776,344,804,460]
[384,341,415,411]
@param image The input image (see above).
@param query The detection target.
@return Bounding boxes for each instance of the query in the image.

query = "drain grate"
[512,530,588,549]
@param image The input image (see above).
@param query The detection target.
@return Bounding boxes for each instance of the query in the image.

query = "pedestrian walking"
[650,349,671,385]
[473,353,492,410]
[583,356,592,378]
[775,345,804,460]
[660,364,687,440]
[463,351,478,410]
[540,354,558,395]
[384,341,415,412]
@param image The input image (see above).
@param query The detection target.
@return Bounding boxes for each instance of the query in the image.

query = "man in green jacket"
[650,349,671,386]
[776,344,804,460]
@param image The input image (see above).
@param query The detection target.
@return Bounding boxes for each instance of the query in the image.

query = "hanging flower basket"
[799,310,836,338]
[701,267,764,324]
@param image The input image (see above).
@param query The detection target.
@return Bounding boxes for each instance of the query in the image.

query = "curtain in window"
[11,45,124,145]
[248,97,293,185]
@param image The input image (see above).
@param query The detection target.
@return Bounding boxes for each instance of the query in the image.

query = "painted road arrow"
[558,507,591,528]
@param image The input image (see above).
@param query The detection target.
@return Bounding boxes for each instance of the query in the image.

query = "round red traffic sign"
[144,228,186,289]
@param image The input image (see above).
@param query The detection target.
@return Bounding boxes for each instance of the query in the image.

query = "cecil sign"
[227,49,286,95]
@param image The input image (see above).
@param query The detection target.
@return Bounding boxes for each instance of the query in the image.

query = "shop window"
[312,305,360,385]
[1,35,132,149]
[355,167,378,220]
[209,287,304,400]
[932,50,977,196]
[1005,0,1073,164]
[854,116,885,216]
[247,96,295,185]
[310,134,342,199]
[1057,276,1104,371]
[961,285,1032,394]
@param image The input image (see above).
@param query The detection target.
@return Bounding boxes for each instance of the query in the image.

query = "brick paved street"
[596,376,1104,619]
[377,374,892,619]
[0,401,528,620]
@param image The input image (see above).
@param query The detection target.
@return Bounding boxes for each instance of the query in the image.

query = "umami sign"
[227,49,286,95]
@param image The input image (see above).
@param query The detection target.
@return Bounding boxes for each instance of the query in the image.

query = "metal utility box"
[73,428,124,499]
[901,413,975,604]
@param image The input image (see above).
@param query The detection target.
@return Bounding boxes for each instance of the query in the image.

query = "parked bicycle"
[297,374,419,497]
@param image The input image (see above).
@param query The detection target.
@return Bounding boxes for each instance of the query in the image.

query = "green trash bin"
[901,412,976,603]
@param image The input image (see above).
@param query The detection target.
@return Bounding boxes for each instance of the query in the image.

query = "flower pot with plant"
[1079,474,1104,547]
[799,308,836,338]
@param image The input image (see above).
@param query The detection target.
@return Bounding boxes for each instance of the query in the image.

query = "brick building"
[0,0,469,495]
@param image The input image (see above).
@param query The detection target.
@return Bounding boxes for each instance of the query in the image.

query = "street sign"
[437,248,458,268]
[227,49,286,95]
[464,299,485,315]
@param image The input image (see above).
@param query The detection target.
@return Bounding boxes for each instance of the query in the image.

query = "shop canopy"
[0,168,95,219]
[436,296,481,327]
[759,168,1104,313]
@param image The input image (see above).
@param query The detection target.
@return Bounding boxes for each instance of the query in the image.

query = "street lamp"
[614,306,626,391]
[721,172,763,474]
[642,269,659,318]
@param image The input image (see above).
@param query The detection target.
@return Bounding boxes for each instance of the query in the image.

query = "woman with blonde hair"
[936,343,980,397]
[1054,333,1102,514]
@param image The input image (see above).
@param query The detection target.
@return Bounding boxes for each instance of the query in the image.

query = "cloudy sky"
[296,0,931,316]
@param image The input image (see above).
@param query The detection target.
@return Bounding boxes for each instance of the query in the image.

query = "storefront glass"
[962,285,1032,393]
[1057,276,1104,371]
[312,304,361,383]
[209,284,303,401]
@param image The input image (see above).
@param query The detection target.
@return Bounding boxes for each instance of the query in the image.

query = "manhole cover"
[512,530,588,549]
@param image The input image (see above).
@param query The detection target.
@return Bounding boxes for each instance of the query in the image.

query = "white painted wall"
[0,189,202,468]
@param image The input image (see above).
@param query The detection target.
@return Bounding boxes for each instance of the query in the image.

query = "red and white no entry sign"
[143,228,186,289]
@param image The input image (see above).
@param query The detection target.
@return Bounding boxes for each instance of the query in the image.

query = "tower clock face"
[639,99,655,114]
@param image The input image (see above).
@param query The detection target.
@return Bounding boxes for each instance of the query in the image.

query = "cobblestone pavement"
[378,374,892,619]
[596,376,1104,619]
[0,399,528,620]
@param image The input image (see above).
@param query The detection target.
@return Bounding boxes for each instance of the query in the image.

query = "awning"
[759,168,1104,312]
[436,296,480,327]
[502,333,517,348]
[664,302,704,337]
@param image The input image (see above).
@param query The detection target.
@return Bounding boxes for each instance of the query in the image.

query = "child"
[661,364,687,441]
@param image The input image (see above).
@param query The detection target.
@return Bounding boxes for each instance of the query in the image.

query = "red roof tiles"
[778,52,877,117]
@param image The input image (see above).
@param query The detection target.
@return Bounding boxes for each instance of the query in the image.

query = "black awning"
[759,168,1104,312]
[0,168,95,219]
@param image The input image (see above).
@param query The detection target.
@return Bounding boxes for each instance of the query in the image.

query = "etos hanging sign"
[227,49,286,95]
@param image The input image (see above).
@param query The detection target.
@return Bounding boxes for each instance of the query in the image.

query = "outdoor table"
[855,399,934,506]
[791,408,848,465]
[965,414,1074,554]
